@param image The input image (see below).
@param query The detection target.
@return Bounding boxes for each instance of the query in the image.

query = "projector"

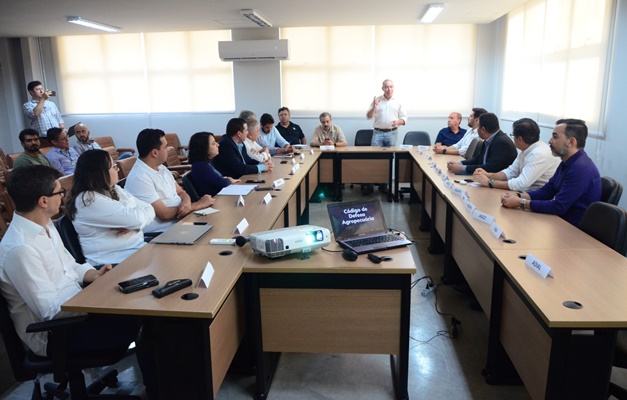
[249,225,331,258]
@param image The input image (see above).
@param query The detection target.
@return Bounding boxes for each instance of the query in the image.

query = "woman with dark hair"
[189,131,240,196]
[66,149,155,266]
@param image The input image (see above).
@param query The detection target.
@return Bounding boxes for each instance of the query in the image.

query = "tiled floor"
[1,186,622,399]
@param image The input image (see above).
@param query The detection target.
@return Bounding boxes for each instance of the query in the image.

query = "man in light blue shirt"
[45,128,79,175]
[259,113,294,156]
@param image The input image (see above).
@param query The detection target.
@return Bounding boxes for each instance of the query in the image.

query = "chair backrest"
[116,156,137,180]
[579,201,627,256]
[102,146,119,161]
[0,291,38,381]
[164,146,181,167]
[181,172,200,202]
[403,131,431,146]
[165,133,182,149]
[6,153,21,169]
[93,136,115,149]
[601,176,623,206]
[54,215,86,264]
[354,129,374,146]
[464,137,483,159]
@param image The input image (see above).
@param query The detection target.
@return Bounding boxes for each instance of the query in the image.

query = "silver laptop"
[151,223,213,245]
[326,199,411,254]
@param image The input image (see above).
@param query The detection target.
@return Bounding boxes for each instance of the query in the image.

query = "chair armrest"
[26,315,89,333]
[117,148,136,154]
[166,165,192,172]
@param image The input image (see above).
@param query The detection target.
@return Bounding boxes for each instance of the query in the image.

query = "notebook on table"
[151,223,213,245]
[326,199,411,254]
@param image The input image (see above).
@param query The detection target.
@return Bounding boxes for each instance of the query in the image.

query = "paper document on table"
[198,262,214,288]
[194,207,220,216]
[217,185,257,196]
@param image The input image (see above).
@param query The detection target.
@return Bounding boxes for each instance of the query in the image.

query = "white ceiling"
[0,0,527,38]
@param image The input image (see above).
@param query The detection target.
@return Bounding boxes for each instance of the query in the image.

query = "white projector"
[249,225,331,258]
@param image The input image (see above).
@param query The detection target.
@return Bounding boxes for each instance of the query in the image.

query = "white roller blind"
[501,0,613,135]
[280,25,477,115]
[55,30,234,114]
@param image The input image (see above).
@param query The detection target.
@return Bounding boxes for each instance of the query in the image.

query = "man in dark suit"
[212,118,273,179]
[447,113,517,175]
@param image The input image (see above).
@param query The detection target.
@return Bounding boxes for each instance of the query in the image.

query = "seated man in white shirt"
[244,119,271,162]
[0,165,155,396]
[125,128,214,233]
[434,107,487,157]
[473,118,560,191]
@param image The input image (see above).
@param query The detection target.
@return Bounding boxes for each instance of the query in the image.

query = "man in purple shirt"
[500,118,601,226]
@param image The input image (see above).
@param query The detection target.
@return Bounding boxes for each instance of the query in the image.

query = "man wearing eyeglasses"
[0,165,156,395]
[45,127,80,175]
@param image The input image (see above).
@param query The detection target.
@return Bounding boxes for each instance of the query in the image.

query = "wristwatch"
[520,198,527,210]
[488,179,494,188]
[442,149,447,154]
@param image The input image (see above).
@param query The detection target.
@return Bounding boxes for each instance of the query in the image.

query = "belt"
[374,128,397,133]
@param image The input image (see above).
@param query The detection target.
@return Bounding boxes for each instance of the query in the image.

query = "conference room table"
[408,146,627,400]
[62,149,417,400]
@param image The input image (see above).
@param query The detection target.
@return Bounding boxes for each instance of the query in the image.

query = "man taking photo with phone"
[22,80,64,137]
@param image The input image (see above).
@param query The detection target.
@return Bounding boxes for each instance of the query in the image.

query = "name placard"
[418,145,430,151]
[235,218,249,234]
[435,166,442,174]
[472,209,494,225]
[319,145,335,151]
[398,144,412,150]
[273,178,285,188]
[237,195,245,207]
[444,179,453,188]
[425,154,433,160]
[440,173,448,181]
[309,149,315,155]
[489,220,504,239]
[289,166,297,175]
[262,193,273,204]
[525,253,554,278]
[291,157,296,165]
[198,262,214,288]
[300,153,305,160]
[463,198,476,214]
[451,186,464,197]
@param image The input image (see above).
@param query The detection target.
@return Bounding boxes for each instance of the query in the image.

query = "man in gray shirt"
[72,123,102,155]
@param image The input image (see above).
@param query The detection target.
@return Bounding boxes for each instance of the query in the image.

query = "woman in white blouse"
[66,149,155,266]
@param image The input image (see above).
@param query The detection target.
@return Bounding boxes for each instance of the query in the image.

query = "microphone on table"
[235,236,250,247]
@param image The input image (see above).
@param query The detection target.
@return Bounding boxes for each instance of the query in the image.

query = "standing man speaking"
[366,79,407,147]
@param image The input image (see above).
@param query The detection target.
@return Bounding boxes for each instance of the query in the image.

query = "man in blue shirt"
[44,127,80,175]
[435,112,467,146]
[501,119,601,226]
[260,113,294,155]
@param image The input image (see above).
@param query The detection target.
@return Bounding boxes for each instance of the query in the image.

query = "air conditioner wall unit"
[218,39,289,62]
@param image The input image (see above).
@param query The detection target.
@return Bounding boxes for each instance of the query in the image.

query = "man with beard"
[12,129,52,169]
[500,119,601,226]
[434,108,487,157]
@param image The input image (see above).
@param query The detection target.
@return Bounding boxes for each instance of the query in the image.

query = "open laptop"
[327,199,411,254]
[151,223,213,245]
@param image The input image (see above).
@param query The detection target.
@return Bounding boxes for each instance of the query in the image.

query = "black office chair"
[402,131,431,146]
[54,215,86,264]
[0,292,138,400]
[601,176,623,206]
[464,137,483,159]
[354,129,374,146]
[181,171,200,202]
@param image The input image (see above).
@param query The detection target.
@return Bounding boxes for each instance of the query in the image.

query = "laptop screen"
[327,200,388,241]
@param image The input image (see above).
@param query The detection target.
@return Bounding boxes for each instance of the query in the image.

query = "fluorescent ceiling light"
[67,16,121,33]
[420,3,445,23]
[240,9,272,28]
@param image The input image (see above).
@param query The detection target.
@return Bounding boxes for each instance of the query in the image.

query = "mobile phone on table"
[118,274,159,294]
[246,179,265,183]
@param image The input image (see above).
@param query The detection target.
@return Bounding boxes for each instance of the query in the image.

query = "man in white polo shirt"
[125,128,214,233]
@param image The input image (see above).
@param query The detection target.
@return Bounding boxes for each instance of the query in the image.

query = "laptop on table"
[326,199,411,254]
[151,223,213,245]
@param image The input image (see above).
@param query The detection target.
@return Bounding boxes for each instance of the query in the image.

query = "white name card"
[198,261,214,288]
[418,145,429,151]
[472,209,495,225]
[399,144,412,150]
[273,178,285,188]
[291,157,296,165]
[463,198,476,214]
[451,186,464,197]
[237,195,245,207]
[262,193,273,204]
[444,179,453,188]
[525,253,554,278]
[289,166,297,175]
[435,166,442,174]
[425,154,433,160]
[319,145,335,151]
[309,149,315,155]
[429,161,436,168]
[440,173,448,181]
[418,149,423,155]
[235,218,249,234]
[300,153,305,160]
[489,220,504,239]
